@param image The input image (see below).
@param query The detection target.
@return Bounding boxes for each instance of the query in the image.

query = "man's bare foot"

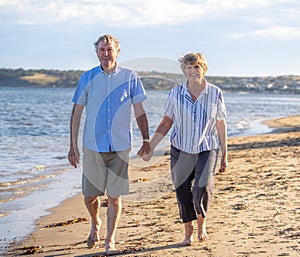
[105,240,120,254]
[182,221,194,246]
[87,223,101,248]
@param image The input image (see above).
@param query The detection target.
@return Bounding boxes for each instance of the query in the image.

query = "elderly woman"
[140,52,228,245]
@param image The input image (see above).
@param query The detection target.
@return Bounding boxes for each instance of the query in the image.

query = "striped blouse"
[164,81,226,154]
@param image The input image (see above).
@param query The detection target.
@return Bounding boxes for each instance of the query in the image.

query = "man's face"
[96,41,119,71]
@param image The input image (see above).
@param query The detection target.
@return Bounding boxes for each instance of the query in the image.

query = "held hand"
[68,147,80,168]
[137,142,151,156]
[141,149,154,162]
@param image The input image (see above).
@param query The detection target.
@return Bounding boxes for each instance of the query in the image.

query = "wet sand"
[5,116,300,257]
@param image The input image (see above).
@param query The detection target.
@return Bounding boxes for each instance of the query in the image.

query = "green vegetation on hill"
[0,68,81,88]
[0,68,299,93]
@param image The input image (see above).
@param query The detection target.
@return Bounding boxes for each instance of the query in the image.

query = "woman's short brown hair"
[179,52,208,76]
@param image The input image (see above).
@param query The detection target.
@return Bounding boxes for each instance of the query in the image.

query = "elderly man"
[68,34,150,253]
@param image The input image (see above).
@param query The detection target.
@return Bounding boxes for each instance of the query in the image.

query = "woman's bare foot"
[197,215,208,242]
[182,221,194,246]
[182,237,193,246]
[198,228,208,242]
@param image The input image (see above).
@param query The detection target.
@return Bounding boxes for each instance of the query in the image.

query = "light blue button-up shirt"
[72,65,147,152]
[164,81,226,154]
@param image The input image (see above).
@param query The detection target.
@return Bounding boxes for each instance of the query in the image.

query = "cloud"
[0,0,201,26]
[229,1,300,40]
[0,0,296,27]
[232,26,300,40]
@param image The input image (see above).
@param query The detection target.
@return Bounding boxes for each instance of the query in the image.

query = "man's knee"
[84,196,99,205]
[107,195,121,206]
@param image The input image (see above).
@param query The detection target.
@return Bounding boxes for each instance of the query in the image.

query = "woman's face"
[185,63,204,83]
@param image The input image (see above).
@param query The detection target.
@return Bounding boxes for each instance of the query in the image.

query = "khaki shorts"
[82,147,130,197]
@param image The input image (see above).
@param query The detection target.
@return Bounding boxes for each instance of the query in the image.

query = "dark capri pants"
[170,146,219,223]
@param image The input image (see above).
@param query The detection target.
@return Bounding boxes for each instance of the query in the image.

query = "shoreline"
[4,116,300,256]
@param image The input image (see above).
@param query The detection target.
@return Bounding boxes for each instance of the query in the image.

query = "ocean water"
[0,86,300,253]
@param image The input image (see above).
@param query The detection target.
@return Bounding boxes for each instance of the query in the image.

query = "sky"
[0,0,299,76]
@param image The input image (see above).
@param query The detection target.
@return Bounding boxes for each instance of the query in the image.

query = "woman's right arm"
[151,115,173,149]
[141,115,173,161]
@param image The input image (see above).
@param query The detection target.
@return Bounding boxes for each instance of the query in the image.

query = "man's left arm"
[134,102,151,156]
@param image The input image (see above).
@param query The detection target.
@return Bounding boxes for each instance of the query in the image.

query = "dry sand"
[5,116,300,257]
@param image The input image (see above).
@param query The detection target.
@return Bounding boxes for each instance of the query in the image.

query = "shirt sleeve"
[72,73,88,105]
[130,72,147,105]
[216,90,227,120]
[164,90,175,121]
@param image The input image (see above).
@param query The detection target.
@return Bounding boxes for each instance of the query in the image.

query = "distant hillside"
[0,68,299,93]
[0,68,81,88]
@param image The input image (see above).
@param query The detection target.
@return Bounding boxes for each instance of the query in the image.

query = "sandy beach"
[4,116,300,257]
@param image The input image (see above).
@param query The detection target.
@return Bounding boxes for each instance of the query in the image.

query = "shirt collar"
[99,64,120,75]
[182,79,209,96]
